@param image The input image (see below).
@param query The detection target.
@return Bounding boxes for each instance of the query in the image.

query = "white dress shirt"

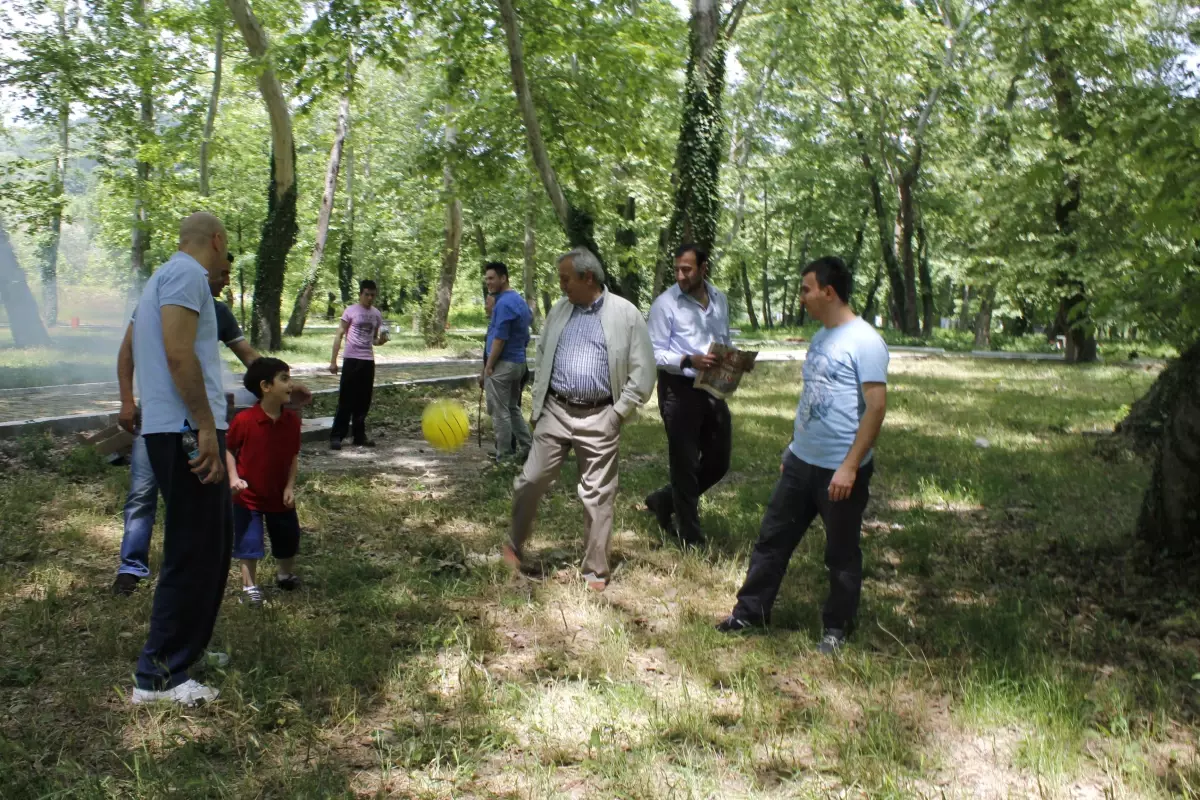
[647,281,732,378]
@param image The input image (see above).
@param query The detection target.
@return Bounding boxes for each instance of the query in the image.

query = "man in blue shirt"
[718,256,889,655]
[481,261,533,461]
[645,244,736,544]
[127,211,235,705]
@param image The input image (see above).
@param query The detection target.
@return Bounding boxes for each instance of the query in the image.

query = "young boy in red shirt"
[225,357,302,606]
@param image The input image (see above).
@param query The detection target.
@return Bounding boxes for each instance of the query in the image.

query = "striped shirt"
[549,295,611,402]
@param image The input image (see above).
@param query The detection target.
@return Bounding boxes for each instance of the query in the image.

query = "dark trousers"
[332,357,375,443]
[135,431,233,690]
[733,450,874,632]
[648,370,732,542]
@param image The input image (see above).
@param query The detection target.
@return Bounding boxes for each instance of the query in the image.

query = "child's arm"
[226,448,247,494]
[283,453,299,508]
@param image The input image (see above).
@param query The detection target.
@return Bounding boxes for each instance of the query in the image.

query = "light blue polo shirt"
[133,252,227,433]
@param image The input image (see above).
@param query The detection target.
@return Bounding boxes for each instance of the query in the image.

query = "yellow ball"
[421,399,471,451]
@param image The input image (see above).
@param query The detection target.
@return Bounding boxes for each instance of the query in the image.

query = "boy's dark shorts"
[232,505,301,561]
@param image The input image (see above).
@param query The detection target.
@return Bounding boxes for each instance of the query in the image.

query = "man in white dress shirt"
[645,244,745,544]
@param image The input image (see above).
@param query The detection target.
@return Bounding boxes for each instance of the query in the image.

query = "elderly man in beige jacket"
[503,247,656,591]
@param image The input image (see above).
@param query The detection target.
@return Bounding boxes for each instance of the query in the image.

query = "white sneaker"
[131,679,219,706]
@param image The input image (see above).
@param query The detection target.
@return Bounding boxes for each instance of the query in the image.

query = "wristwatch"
[682,355,692,369]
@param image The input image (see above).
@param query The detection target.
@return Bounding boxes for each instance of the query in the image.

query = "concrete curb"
[0,373,481,441]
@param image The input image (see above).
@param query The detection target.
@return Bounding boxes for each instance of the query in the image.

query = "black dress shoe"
[111,573,141,597]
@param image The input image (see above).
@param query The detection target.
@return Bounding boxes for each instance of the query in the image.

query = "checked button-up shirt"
[548,295,612,403]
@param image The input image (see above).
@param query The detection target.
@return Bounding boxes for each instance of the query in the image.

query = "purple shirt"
[341,304,383,361]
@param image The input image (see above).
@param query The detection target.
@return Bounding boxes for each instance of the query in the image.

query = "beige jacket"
[531,289,656,423]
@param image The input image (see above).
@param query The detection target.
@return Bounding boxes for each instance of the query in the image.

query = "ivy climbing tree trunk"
[668,0,747,256]
[285,63,353,337]
[227,0,297,350]
[616,195,640,308]
[496,0,612,288]
[0,224,52,347]
[1116,339,1200,556]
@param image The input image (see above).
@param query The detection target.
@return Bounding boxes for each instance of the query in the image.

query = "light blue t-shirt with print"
[133,251,228,434]
[789,316,889,470]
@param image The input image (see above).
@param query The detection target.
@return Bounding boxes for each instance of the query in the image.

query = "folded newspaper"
[693,343,758,399]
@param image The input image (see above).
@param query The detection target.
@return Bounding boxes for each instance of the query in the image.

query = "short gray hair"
[557,247,605,285]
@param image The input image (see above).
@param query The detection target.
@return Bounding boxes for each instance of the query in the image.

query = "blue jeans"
[117,435,159,578]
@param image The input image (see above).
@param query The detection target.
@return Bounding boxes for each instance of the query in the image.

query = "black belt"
[549,389,613,410]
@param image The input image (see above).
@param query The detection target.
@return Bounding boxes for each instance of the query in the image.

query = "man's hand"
[118,402,140,434]
[290,382,314,407]
[283,486,295,508]
[231,476,248,494]
[485,364,495,378]
[828,463,857,502]
[329,360,339,375]
[190,427,225,484]
[690,353,718,371]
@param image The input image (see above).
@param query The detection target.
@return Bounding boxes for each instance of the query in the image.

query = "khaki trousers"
[509,396,622,581]
[485,360,532,456]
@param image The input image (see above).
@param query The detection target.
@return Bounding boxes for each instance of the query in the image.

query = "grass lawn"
[1,359,1197,798]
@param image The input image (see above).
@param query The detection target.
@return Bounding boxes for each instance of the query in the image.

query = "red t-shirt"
[226,404,302,512]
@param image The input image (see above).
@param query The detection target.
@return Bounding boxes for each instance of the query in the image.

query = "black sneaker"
[111,573,141,597]
[715,615,756,633]
[330,440,343,451]
[818,628,847,655]
[644,492,674,533]
[276,574,301,591]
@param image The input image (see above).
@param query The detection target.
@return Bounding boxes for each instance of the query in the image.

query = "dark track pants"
[331,357,375,444]
[135,431,233,690]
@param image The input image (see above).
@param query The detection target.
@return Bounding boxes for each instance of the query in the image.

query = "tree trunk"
[651,228,671,300]
[228,0,297,350]
[1121,339,1200,555]
[863,261,884,323]
[523,196,538,329]
[41,5,71,326]
[958,284,972,330]
[428,118,461,348]
[845,204,868,280]
[496,0,611,283]
[918,222,935,336]
[285,68,352,337]
[740,258,759,331]
[474,223,488,303]
[1041,34,1097,364]
[540,290,552,316]
[0,225,52,347]
[199,17,223,198]
[337,142,355,304]
[130,0,154,293]
[667,0,727,254]
[858,133,908,332]
[760,185,771,329]
[973,285,995,349]
[616,195,640,308]
[896,166,921,335]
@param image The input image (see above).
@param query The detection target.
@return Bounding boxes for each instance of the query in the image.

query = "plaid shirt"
[548,295,612,402]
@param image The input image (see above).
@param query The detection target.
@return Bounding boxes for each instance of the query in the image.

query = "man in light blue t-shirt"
[127,212,235,707]
[718,255,889,654]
